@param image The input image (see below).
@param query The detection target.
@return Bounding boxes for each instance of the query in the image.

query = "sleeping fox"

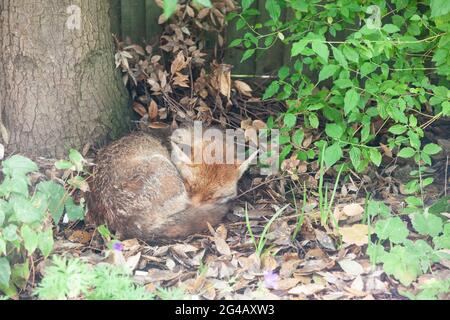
[86,125,257,241]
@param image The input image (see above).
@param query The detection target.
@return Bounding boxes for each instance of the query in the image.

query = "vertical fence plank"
[145,0,162,43]
[109,0,122,37]
[121,0,146,43]
[254,0,285,77]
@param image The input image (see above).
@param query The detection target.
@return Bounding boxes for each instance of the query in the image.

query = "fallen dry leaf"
[342,203,364,217]
[234,80,253,97]
[288,283,325,296]
[338,259,364,276]
[339,224,369,246]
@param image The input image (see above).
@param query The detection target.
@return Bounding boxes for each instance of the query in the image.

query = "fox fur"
[86,126,255,241]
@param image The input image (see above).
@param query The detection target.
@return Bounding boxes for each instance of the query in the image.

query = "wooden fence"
[109,0,292,76]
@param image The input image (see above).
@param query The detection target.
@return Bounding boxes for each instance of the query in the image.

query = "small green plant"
[245,203,289,256]
[400,278,450,300]
[366,197,450,288]
[0,151,87,296]
[35,256,154,300]
[156,286,188,300]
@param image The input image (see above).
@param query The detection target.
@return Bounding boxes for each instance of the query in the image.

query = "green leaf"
[343,46,359,63]
[3,224,19,242]
[383,24,400,33]
[318,65,339,82]
[54,160,73,170]
[334,79,353,89]
[388,125,407,135]
[411,213,443,237]
[381,246,421,286]
[242,0,255,11]
[308,113,319,129]
[349,147,362,170]
[360,62,377,77]
[430,0,450,17]
[344,89,359,115]
[291,39,309,57]
[0,258,11,286]
[325,123,344,139]
[369,149,382,167]
[265,0,281,21]
[332,46,348,68]
[398,147,416,158]
[21,225,38,255]
[65,198,85,221]
[278,66,290,81]
[283,113,297,129]
[69,149,85,172]
[292,129,304,147]
[263,81,280,100]
[324,143,343,168]
[241,49,255,63]
[13,196,43,224]
[38,228,54,258]
[375,217,409,244]
[2,155,38,178]
[36,181,67,223]
[433,224,450,249]
[423,143,442,155]
[163,0,178,18]
[193,0,212,8]
[312,41,329,63]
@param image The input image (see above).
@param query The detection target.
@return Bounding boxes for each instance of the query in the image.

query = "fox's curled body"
[87,128,252,241]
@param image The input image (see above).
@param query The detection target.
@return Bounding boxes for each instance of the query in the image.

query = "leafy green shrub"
[0,153,85,296]
[229,0,448,180]
[35,256,154,300]
[366,198,450,287]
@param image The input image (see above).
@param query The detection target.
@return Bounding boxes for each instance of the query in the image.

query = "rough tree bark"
[0,0,131,157]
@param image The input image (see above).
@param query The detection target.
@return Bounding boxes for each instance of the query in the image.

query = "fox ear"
[237,149,259,178]
[171,141,192,165]
[171,141,195,182]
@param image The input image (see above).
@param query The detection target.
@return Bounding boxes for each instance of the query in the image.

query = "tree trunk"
[0,0,131,157]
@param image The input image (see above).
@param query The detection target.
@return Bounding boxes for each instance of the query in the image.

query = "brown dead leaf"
[339,224,369,246]
[67,230,91,244]
[133,102,147,117]
[148,99,158,120]
[342,203,364,217]
[234,80,253,97]
[288,283,325,296]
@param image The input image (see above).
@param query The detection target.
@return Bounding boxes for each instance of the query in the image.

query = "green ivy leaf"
[375,217,409,244]
[13,196,43,224]
[398,147,416,158]
[36,181,67,224]
[360,62,378,77]
[324,143,343,168]
[344,88,359,115]
[54,160,73,170]
[411,213,443,237]
[343,45,359,63]
[311,41,329,63]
